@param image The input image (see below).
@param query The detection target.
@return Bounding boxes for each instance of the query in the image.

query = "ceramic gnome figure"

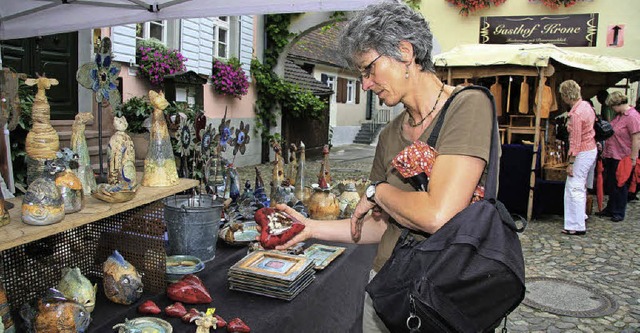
[71,112,97,195]
[141,91,179,187]
[108,116,138,190]
[24,75,60,183]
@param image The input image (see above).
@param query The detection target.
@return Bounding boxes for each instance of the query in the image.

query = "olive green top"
[369,87,495,272]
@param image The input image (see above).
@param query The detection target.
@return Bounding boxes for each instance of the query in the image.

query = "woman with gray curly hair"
[597,91,640,222]
[269,2,494,331]
[558,79,597,235]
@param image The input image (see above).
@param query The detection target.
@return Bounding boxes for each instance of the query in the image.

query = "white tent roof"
[0,0,379,40]
[434,43,640,75]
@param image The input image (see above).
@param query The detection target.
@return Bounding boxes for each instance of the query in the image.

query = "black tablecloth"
[90,241,377,333]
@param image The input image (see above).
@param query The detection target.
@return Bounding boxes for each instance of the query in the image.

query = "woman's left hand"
[567,163,574,177]
[350,196,377,243]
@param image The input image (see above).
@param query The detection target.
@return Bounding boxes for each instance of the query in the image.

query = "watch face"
[366,184,376,198]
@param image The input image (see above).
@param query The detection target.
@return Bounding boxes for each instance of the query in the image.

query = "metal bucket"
[164,195,223,262]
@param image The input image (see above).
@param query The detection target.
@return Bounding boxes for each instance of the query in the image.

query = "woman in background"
[559,80,596,235]
[597,91,640,222]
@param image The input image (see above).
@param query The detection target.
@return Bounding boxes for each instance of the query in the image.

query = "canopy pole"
[527,67,545,222]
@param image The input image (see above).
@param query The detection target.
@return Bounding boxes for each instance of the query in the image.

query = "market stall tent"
[434,43,640,221]
[0,0,379,40]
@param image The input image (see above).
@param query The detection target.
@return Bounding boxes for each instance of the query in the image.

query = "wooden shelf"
[0,177,199,252]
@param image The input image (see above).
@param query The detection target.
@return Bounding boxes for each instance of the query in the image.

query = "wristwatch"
[366,181,388,203]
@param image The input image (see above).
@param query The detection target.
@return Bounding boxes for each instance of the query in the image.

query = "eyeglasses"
[359,54,383,83]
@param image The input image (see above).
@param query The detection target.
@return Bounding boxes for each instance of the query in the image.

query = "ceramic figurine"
[294,141,306,202]
[322,144,332,184]
[253,167,269,208]
[103,250,143,305]
[0,281,14,333]
[166,274,212,304]
[108,116,138,189]
[288,143,298,185]
[141,90,179,187]
[307,162,340,220]
[57,267,97,313]
[223,164,240,202]
[19,288,91,333]
[25,75,60,160]
[55,149,84,214]
[22,159,66,226]
[0,198,9,228]
[113,318,173,333]
[269,140,285,206]
[70,112,97,195]
[24,75,61,183]
[338,183,361,219]
[191,310,218,333]
[271,179,296,206]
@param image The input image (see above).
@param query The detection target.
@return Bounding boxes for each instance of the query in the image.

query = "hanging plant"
[211,57,250,99]
[445,0,506,16]
[540,0,577,9]
[137,44,187,86]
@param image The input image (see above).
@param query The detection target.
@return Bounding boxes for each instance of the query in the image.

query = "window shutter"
[111,24,137,64]
[181,18,214,76]
[239,15,254,80]
[355,81,361,104]
[337,77,347,103]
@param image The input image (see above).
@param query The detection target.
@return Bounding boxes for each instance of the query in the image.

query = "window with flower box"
[213,16,229,59]
[136,21,167,43]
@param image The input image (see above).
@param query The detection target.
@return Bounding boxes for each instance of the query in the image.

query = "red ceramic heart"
[165,301,187,317]
[167,274,212,304]
[227,317,250,332]
[181,308,201,323]
[215,314,227,328]
[137,300,161,315]
[254,207,305,249]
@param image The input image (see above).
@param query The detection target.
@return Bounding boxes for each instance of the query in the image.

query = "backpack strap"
[426,85,500,200]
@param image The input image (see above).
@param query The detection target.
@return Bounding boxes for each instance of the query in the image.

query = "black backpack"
[365,86,526,332]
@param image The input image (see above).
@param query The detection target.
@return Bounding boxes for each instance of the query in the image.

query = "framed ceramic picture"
[232,250,312,281]
[303,244,345,270]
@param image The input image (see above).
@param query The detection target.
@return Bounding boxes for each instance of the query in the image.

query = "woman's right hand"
[253,203,314,250]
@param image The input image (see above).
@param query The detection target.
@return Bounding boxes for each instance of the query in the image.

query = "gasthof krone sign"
[480,14,598,47]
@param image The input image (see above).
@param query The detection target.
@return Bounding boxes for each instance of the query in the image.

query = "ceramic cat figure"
[55,149,84,214]
[108,117,137,190]
[22,159,66,226]
[141,91,178,187]
[19,288,91,333]
[57,267,97,313]
[70,112,97,195]
[103,250,143,305]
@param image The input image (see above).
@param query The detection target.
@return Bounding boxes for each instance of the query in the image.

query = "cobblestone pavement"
[236,144,640,332]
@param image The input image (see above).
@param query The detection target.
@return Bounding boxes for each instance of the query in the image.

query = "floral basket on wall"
[137,40,187,87]
[445,0,506,16]
[211,57,249,99]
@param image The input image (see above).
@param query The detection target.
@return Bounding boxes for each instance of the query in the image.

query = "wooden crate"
[544,164,568,181]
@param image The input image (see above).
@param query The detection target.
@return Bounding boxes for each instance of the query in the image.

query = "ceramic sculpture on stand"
[269,140,285,206]
[71,112,97,195]
[22,159,66,226]
[93,117,139,203]
[294,141,307,203]
[141,91,179,187]
[24,75,60,184]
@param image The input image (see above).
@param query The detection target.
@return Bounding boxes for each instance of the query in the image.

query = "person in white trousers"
[560,80,597,235]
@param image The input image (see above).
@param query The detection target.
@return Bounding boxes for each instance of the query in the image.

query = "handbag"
[593,108,614,141]
[365,86,526,333]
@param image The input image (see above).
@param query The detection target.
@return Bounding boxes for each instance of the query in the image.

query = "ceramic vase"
[338,183,361,218]
[22,160,65,226]
[307,187,340,220]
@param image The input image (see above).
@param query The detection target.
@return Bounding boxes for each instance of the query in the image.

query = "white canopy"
[434,43,640,76]
[0,0,379,40]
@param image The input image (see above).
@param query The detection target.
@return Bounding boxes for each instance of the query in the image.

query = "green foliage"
[136,38,168,53]
[253,14,327,143]
[404,0,421,10]
[10,81,36,190]
[114,96,151,134]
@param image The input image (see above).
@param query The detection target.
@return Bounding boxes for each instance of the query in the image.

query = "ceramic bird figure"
[22,159,66,226]
[103,250,143,305]
[20,288,91,333]
[57,267,97,313]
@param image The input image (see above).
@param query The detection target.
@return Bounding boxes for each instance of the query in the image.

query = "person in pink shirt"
[597,91,640,222]
[559,80,597,235]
